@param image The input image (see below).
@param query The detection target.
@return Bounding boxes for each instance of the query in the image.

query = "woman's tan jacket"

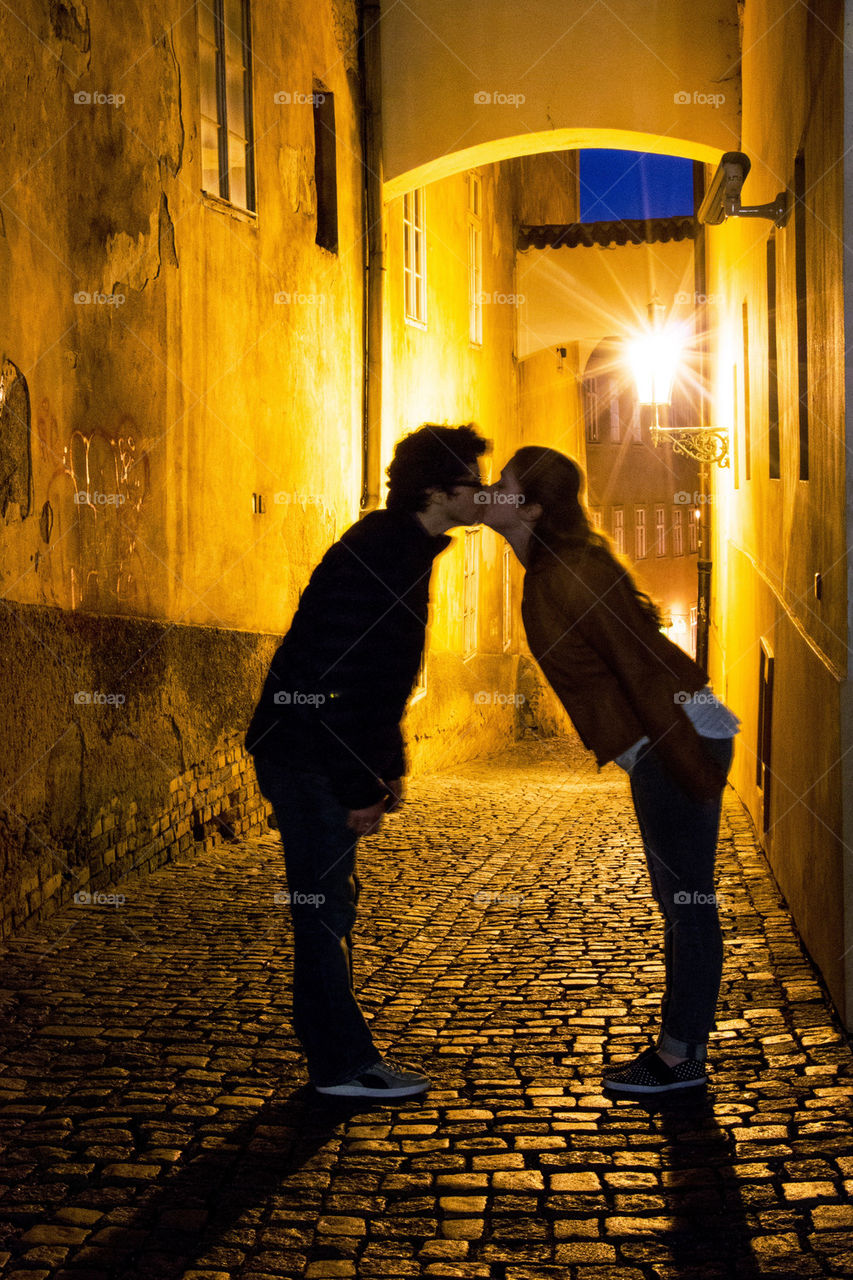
[521,542,728,801]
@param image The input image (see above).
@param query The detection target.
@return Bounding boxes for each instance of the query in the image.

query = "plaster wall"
[0,0,368,931]
[383,161,526,769]
[378,0,741,195]
[705,0,849,1017]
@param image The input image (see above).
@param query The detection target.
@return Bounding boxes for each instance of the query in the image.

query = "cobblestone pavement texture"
[1,735,852,1280]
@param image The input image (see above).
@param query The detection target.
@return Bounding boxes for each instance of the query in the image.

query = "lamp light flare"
[627,328,684,407]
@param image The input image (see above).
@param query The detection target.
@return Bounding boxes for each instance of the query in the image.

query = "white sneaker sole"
[602,1075,707,1094]
[314,1078,430,1098]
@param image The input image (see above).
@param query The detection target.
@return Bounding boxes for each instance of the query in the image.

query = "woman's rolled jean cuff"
[657,1031,708,1062]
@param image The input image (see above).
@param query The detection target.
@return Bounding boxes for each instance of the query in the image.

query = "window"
[609,393,621,443]
[689,604,697,657]
[742,300,752,481]
[584,380,600,442]
[732,363,739,489]
[612,507,624,554]
[199,0,255,211]
[634,506,646,559]
[313,88,338,252]
[404,189,426,325]
[589,507,603,530]
[794,150,809,480]
[654,505,666,556]
[467,173,482,346]
[463,528,479,659]
[757,639,775,833]
[688,507,698,553]
[501,543,512,653]
[766,235,780,479]
[672,506,684,556]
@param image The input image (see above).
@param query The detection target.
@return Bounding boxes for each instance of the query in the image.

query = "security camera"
[698,152,751,225]
[698,150,791,228]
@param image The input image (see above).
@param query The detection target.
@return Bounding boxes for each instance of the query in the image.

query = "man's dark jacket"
[245,508,451,810]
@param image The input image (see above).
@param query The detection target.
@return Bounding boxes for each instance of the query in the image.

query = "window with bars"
[654,505,666,556]
[198,0,255,212]
[404,189,426,326]
[467,173,482,346]
[634,507,646,559]
[612,507,624,555]
[672,506,684,556]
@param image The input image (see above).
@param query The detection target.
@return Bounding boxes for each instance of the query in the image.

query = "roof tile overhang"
[518,216,698,251]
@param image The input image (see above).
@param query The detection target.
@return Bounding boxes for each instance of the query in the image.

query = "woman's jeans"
[628,735,735,1061]
[252,755,380,1087]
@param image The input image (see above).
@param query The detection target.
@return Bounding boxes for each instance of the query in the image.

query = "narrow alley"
[1,736,850,1280]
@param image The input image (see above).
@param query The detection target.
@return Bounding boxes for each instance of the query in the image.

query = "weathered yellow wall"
[173,2,366,632]
[0,0,365,629]
[706,0,848,1016]
[0,0,369,934]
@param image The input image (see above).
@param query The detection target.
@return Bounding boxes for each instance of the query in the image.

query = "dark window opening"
[314,88,338,253]
[794,150,809,480]
[742,300,751,481]
[757,640,775,835]
[766,236,780,479]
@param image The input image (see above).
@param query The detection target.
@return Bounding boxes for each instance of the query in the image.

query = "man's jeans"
[628,735,735,1061]
[252,755,380,1087]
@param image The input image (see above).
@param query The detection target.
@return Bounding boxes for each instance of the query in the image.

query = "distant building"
[581,336,701,657]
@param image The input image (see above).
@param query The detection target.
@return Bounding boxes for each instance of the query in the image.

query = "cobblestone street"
[1,735,852,1280]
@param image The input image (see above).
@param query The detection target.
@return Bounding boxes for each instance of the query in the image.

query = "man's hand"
[346,779,405,836]
[346,799,387,837]
[383,778,405,813]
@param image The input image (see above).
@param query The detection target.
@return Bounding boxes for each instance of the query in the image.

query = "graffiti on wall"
[40,404,151,613]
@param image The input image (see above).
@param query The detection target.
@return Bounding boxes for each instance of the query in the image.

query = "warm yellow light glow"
[384,131,722,202]
[627,329,683,407]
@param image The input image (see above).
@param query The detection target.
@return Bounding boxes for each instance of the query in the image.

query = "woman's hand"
[383,778,405,812]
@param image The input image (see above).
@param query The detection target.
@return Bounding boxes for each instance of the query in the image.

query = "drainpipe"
[359,0,383,513]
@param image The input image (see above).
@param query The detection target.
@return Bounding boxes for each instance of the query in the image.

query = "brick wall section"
[0,603,543,941]
[1,733,274,939]
[0,602,282,942]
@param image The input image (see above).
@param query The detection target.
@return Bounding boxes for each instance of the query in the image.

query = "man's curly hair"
[386,424,489,513]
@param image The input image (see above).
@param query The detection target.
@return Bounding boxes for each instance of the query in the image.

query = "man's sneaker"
[314,1057,430,1099]
[602,1047,708,1095]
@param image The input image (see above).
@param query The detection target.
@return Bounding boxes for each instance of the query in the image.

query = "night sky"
[580,150,695,221]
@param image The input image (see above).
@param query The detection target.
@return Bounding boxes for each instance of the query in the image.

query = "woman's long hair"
[509,445,663,628]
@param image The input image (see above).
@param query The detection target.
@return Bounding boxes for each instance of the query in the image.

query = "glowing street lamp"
[627,297,729,467]
[626,297,729,670]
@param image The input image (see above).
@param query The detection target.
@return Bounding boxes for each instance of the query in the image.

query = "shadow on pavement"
[113,1085,392,1279]
[604,1084,761,1278]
